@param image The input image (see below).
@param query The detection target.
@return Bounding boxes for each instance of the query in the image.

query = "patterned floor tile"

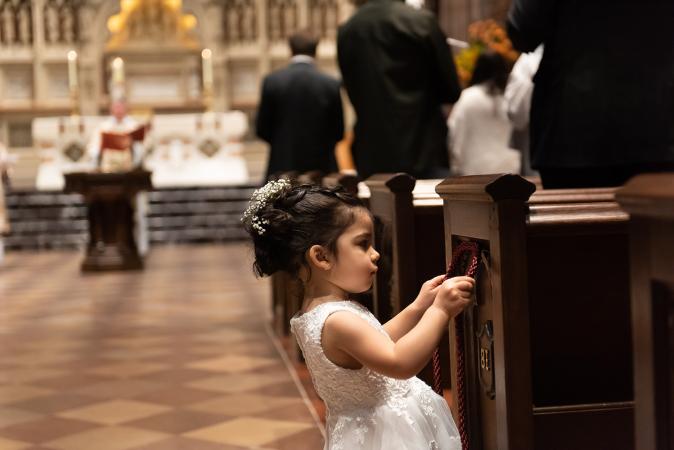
[73,380,169,399]
[45,426,168,450]
[0,417,97,444]
[189,394,304,416]
[57,400,171,426]
[124,410,233,434]
[0,245,325,450]
[0,387,53,407]
[186,373,290,394]
[0,369,68,385]
[0,436,31,450]
[184,417,313,447]
[263,427,326,450]
[85,362,170,378]
[126,436,252,450]
[131,386,221,407]
[0,408,43,429]
[7,394,100,415]
[187,356,278,373]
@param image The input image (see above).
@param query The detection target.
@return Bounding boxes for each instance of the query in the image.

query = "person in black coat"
[256,30,344,181]
[507,0,674,188]
[337,0,461,180]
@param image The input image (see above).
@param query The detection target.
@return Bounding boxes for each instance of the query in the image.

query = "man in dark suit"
[337,0,461,180]
[256,30,344,181]
[507,0,674,188]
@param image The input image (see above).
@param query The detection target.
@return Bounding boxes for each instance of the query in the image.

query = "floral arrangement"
[454,19,519,86]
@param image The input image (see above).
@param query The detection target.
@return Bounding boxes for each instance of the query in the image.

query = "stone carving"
[308,0,338,39]
[1,3,15,44]
[43,0,81,45]
[265,0,297,42]
[223,0,257,45]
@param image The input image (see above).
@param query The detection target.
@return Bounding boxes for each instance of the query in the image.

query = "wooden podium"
[64,170,152,272]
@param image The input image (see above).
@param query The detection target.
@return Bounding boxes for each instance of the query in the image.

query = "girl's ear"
[307,245,332,271]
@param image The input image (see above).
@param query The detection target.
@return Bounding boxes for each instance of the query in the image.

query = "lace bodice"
[290,301,412,414]
[290,301,462,450]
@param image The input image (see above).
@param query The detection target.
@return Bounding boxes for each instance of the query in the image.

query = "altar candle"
[67,50,78,91]
[112,57,125,84]
[201,49,213,90]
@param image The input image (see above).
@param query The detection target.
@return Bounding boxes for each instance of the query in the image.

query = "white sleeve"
[504,45,543,130]
[87,126,102,161]
[448,99,467,176]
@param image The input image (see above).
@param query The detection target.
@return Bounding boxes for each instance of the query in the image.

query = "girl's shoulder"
[291,300,375,329]
[294,300,367,320]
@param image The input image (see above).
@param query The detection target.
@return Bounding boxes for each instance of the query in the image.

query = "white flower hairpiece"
[241,178,292,235]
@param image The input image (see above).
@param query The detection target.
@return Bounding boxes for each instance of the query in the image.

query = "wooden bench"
[617,173,674,450]
[364,173,450,388]
[437,174,634,450]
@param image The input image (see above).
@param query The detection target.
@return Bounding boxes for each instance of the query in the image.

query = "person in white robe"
[448,50,521,176]
[88,100,149,256]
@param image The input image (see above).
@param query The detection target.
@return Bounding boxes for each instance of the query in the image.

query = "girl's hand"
[412,274,447,311]
[431,276,475,318]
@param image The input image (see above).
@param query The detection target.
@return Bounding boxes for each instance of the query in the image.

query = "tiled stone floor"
[0,244,325,450]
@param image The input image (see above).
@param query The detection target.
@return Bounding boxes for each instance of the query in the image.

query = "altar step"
[146,186,257,243]
[4,185,259,250]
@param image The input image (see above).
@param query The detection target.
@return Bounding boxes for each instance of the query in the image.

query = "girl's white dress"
[290,301,462,450]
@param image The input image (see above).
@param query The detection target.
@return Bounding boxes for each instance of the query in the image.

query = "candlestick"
[67,50,78,90]
[201,48,213,90]
[112,57,125,84]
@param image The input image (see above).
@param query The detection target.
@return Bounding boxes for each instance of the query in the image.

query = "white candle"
[201,48,213,90]
[67,50,78,91]
[112,57,125,84]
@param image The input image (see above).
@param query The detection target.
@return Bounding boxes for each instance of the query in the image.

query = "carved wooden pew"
[616,173,674,450]
[437,174,634,450]
[364,173,450,388]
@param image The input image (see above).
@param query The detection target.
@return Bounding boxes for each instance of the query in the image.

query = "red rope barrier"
[432,241,480,450]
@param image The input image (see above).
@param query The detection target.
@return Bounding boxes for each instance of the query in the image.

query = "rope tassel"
[432,240,480,450]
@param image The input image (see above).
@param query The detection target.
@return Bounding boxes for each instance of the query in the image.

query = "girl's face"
[328,208,380,294]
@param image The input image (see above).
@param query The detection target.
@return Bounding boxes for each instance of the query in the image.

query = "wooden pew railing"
[437,174,634,450]
[617,173,674,450]
[364,173,450,390]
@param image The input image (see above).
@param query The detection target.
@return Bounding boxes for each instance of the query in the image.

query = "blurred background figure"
[507,0,674,188]
[0,141,11,263]
[448,50,520,176]
[256,29,343,181]
[87,99,140,167]
[337,0,461,180]
[504,44,542,177]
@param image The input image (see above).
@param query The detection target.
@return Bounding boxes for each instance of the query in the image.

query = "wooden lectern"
[64,170,152,271]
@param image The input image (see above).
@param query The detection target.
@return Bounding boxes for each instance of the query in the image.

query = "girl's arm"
[325,277,474,379]
[383,274,445,342]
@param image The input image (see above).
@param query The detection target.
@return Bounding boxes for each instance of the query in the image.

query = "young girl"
[242,180,474,449]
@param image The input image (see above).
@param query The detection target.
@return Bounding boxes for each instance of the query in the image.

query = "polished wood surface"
[364,173,450,388]
[617,173,674,450]
[437,174,634,450]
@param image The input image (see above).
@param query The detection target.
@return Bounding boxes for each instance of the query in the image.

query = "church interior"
[1,0,673,449]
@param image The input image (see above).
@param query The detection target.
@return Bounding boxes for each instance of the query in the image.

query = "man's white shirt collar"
[290,55,315,65]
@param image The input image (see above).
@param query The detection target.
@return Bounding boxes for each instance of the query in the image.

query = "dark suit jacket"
[507,0,674,169]
[256,61,344,180]
[337,0,461,179]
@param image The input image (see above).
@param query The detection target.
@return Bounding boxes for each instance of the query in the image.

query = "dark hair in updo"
[243,184,368,278]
